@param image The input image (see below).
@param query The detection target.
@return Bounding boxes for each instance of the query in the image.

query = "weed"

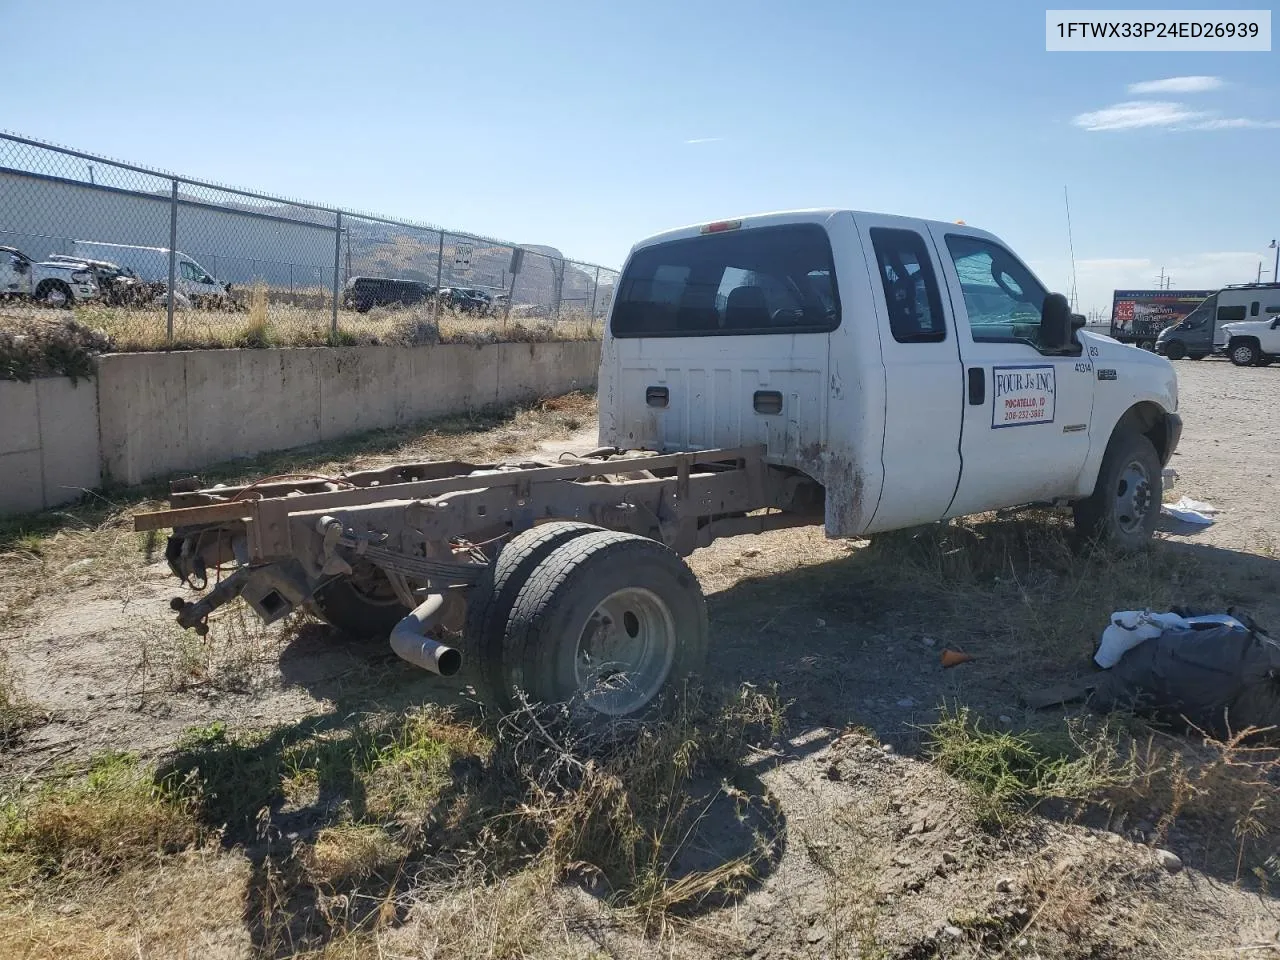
[0,752,202,886]
[926,706,1132,829]
[0,651,32,748]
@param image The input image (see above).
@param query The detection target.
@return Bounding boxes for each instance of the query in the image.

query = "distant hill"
[345,221,611,314]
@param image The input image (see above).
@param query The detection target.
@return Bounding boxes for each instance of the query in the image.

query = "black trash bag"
[1091,614,1280,739]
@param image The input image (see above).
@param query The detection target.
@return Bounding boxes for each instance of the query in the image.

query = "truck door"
[0,250,27,295]
[853,216,964,532]
[928,226,1095,516]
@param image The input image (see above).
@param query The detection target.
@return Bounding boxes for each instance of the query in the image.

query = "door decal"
[991,365,1056,428]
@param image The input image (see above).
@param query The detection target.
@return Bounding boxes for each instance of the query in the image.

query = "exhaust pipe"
[389,593,462,676]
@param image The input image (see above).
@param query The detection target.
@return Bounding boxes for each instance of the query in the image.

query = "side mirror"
[1039,293,1074,351]
[1270,317,1280,330]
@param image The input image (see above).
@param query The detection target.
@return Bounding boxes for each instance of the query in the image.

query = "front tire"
[1230,339,1259,366]
[1073,427,1162,551]
[35,280,72,307]
[500,531,708,715]
[1164,341,1186,360]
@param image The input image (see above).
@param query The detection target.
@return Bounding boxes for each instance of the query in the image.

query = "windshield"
[611,223,840,338]
[1180,294,1217,328]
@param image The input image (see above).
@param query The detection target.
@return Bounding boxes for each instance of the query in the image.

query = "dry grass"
[0,300,601,356]
[0,651,32,750]
[0,752,203,889]
[0,685,783,958]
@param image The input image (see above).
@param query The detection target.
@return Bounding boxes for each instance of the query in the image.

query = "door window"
[869,228,945,343]
[944,235,1048,348]
[180,261,215,284]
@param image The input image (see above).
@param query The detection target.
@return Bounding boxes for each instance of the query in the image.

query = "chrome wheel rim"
[44,288,68,307]
[1233,345,1253,364]
[1114,460,1152,534]
[574,586,676,715]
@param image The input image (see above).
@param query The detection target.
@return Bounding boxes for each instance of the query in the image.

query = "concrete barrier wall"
[98,340,600,486]
[0,377,102,515]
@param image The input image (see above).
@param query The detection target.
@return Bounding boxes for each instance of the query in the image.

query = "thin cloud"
[683,137,724,144]
[1072,101,1207,131]
[1191,116,1280,130]
[1073,100,1280,132]
[1128,75,1222,94]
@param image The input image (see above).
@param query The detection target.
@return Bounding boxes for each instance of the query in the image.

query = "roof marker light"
[701,220,743,234]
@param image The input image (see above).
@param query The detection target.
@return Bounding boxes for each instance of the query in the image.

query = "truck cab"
[599,210,1181,545]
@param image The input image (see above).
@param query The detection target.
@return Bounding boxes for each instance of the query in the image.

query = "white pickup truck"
[140,209,1183,716]
[0,246,101,306]
[1222,314,1280,366]
[600,209,1181,550]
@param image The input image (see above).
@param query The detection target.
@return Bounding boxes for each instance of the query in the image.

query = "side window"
[868,228,945,343]
[1217,305,1247,323]
[944,234,1048,348]
[1251,301,1260,316]
[179,261,198,281]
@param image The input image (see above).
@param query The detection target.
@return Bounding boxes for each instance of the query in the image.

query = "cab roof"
[628,209,1001,256]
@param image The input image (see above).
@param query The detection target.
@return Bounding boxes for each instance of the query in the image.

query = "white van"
[70,241,231,306]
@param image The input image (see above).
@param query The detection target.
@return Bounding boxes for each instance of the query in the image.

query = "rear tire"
[1073,427,1162,552]
[1230,339,1259,366]
[500,531,708,715]
[310,561,409,639]
[464,521,600,703]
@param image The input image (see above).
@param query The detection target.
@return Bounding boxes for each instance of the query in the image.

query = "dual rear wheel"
[311,521,709,716]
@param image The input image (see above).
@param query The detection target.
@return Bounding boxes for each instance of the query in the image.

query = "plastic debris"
[1160,496,1219,526]
[941,649,975,668]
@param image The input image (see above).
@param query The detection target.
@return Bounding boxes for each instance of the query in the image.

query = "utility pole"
[1270,240,1278,284]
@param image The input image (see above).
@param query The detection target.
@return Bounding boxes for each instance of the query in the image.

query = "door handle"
[753,390,783,415]
[967,368,985,405]
[645,386,669,408]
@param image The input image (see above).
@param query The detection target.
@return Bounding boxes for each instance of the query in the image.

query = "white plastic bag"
[1160,496,1219,526]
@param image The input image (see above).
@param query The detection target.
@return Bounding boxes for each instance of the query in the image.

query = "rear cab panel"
[598,210,888,537]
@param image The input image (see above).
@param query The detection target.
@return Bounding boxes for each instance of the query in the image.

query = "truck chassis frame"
[136,446,823,713]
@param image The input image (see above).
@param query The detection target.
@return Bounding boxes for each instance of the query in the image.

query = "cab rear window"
[610,223,840,338]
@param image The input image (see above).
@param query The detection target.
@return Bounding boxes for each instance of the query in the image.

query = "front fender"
[1073,333,1178,497]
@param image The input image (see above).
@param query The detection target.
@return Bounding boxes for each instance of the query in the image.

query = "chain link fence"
[0,132,617,349]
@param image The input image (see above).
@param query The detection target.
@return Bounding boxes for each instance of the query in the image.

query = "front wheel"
[1230,340,1259,366]
[35,280,72,307]
[1073,427,1162,551]
[1164,341,1186,360]
[500,531,708,715]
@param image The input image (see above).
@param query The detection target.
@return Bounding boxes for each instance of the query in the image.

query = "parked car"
[1222,312,1280,366]
[343,276,436,313]
[45,255,163,308]
[69,241,232,308]
[0,246,100,306]
[439,286,494,315]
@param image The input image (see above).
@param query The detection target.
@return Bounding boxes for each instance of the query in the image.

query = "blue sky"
[2,0,1277,314]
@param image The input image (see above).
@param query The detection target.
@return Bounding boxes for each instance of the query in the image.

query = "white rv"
[70,241,230,306]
